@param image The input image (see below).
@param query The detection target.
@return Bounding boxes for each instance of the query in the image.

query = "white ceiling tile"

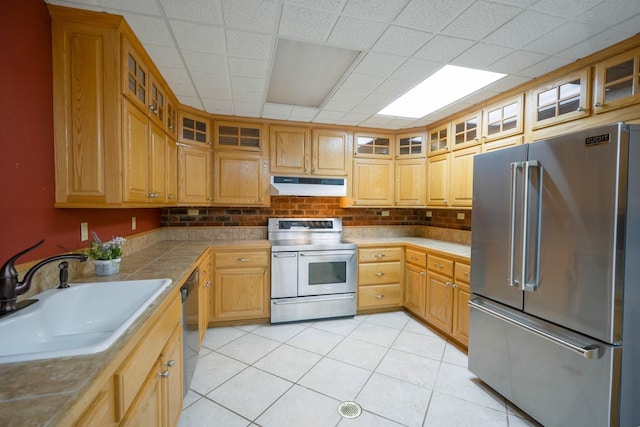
[233,101,262,114]
[375,78,416,95]
[484,75,531,92]
[182,50,228,74]
[487,50,548,74]
[340,73,385,92]
[490,0,537,6]
[576,0,640,26]
[451,42,513,68]
[342,0,407,23]
[231,76,265,92]
[373,26,433,56]
[340,111,371,123]
[171,83,199,97]
[228,57,269,78]
[202,98,233,112]
[354,52,406,77]
[192,71,229,90]
[263,103,293,115]
[559,29,631,60]
[123,14,174,46]
[313,110,346,123]
[201,88,232,100]
[221,0,279,33]
[285,0,345,13]
[395,0,474,33]
[279,4,338,42]
[350,102,383,114]
[289,106,320,120]
[531,0,605,19]
[49,0,100,7]
[360,91,398,107]
[413,35,475,63]
[232,91,264,102]
[484,11,565,48]
[159,66,191,85]
[170,21,226,54]
[160,0,223,24]
[328,88,369,104]
[144,45,184,68]
[617,13,640,35]
[177,96,204,110]
[97,0,161,15]
[390,58,441,83]
[441,1,523,40]
[518,55,575,77]
[322,98,360,112]
[226,30,274,60]
[523,20,605,56]
[328,16,387,49]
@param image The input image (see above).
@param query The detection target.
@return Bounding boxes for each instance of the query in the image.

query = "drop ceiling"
[45,0,640,130]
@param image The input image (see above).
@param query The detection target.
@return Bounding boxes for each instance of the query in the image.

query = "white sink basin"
[0,279,172,364]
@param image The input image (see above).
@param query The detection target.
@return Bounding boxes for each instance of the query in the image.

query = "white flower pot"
[94,258,121,276]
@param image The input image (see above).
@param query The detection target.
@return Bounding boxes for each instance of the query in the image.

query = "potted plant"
[86,232,126,276]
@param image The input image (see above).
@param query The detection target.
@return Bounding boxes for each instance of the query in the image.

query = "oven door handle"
[299,250,356,257]
[272,294,355,305]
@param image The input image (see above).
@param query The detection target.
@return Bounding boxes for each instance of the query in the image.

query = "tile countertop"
[0,237,467,426]
[348,237,471,261]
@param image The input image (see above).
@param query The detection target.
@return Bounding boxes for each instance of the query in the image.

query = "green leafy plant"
[86,232,126,260]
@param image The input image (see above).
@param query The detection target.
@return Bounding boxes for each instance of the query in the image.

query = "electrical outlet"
[457,212,465,220]
[381,210,390,217]
[188,209,199,216]
[131,216,137,230]
[426,211,432,218]
[80,222,89,241]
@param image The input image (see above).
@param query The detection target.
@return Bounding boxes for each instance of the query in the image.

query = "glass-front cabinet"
[123,42,148,110]
[214,121,265,151]
[528,69,590,129]
[427,123,450,156]
[452,111,481,150]
[594,47,640,113]
[354,132,393,158]
[482,94,524,142]
[395,132,425,158]
[179,110,211,146]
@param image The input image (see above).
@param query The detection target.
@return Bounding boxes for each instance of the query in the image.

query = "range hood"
[270,176,347,197]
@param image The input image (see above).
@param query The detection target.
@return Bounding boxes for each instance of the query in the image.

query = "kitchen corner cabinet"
[349,158,394,207]
[593,47,640,114]
[452,262,471,346]
[404,248,427,318]
[210,249,270,324]
[312,128,351,176]
[198,250,212,346]
[395,158,426,207]
[357,247,403,312]
[213,151,269,206]
[427,146,479,208]
[178,109,212,146]
[177,143,212,205]
[395,131,426,158]
[50,6,178,207]
[426,153,450,207]
[214,120,266,151]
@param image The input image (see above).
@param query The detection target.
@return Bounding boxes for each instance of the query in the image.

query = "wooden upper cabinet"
[395,131,426,158]
[166,138,178,204]
[594,47,640,113]
[427,123,450,156]
[123,40,148,112]
[179,109,212,146]
[166,95,178,139]
[270,125,310,175]
[395,159,426,207]
[213,151,269,206]
[481,94,524,142]
[214,120,266,151]
[122,98,150,203]
[311,128,351,176]
[449,145,480,208]
[528,69,590,129]
[426,153,450,207]
[148,73,166,127]
[177,144,212,206]
[354,132,393,158]
[452,111,482,151]
[351,158,394,207]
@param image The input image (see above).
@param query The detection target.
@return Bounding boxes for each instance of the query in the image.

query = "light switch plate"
[457,212,465,220]
[188,209,199,216]
[426,211,432,218]
[80,222,88,241]
[131,216,137,230]
[381,210,390,217]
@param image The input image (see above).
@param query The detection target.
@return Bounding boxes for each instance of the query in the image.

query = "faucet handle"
[58,261,70,288]
[0,239,45,281]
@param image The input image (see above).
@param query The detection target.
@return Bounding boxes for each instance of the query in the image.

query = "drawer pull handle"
[374,254,386,258]
[160,370,170,378]
[411,256,418,260]
[434,263,443,268]
[238,258,249,262]
[376,294,384,299]
[375,272,385,276]
[464,271,469,276]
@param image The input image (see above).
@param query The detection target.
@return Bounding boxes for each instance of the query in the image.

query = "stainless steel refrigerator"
[469,123,639,427]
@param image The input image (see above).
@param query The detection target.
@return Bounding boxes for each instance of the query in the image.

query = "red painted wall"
[0,0,161,264]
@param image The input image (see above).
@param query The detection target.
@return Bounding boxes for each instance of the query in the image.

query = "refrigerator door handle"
[522,160,542,292]
[469,299,601,359]
[509,161,523,288]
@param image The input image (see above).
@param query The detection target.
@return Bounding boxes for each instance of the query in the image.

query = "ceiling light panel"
[267,38,360,107]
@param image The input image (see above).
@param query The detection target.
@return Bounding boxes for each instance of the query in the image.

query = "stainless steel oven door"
[298,249,356,296]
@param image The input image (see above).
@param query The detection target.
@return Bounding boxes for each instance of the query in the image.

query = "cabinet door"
[122,41,148,112]
[75,386,116,427]
[213,268,269,321]
[396,132,426,158]
[214,121,265,151]
[121,362,163,427]
[395,158,426,207]
[452,284,470,346]
[426,153,450,207]
[404,263,427,318]
[160,324,183,427]
[352,159,394,206]
[312,129,350,176]
[148,73,166,127]
[213,151,269,206]
[528,69,590,129]
[426,271,453,333]
[166,138,178,204]
[594,47,640,113]
[354,132,393,158]
[166,96,178,139]
[177,144,211,205]
[270,125,310,175]
[427,123,450,156]
[149,122,167,204]
[122,99,150,203]
[482,94,524,142]
[449,145,480,208]
[179,111,211,146]
[452,111,481,150]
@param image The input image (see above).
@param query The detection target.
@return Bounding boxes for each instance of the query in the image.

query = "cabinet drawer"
[359,262,401,285]
[455,262,471,285]
[114,295,181,421]
[214,251,269,268]
[405,248,427,267]
[358,284,402,309]
[427,254,454,276]
[358,247,402,263]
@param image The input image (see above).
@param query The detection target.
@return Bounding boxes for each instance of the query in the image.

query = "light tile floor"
[179,311,542,427]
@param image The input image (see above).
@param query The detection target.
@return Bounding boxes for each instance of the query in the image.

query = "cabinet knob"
[375,294,384,299]
[576,106,585,112]
[464,272,469,277]
[452,284,458,288]
[594,102,602,107]
[168,194,175,200]
[445,281,451,286]
[160,370,170,378]
[206,280,211,287]
[166,359,175,367]
[419,271,425,276]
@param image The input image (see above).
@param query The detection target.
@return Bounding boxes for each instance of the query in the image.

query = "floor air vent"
[337,401,362,419]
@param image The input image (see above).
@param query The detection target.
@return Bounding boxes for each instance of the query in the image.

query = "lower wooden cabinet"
[404,248,427,318]
[198,249,212,346]
[452,262,471,345]
[209,249,270,323]
[357,246,403,311]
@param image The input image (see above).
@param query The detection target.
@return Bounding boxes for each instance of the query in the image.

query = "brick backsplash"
[161,197,472,230]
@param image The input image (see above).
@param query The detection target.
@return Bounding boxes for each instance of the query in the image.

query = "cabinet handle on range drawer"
[375,272,385,276]
[434,263,443,268]
[376,294,384,299]
[374,254,386,258]
[160,370,170,378]
[238,258,249,262]
[166,359,175,368]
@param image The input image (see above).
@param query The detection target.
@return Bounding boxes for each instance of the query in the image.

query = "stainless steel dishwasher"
[181,267,199,396]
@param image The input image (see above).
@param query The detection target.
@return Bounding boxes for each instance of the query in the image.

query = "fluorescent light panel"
[377,65,506,119]
[267,38,360,107]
